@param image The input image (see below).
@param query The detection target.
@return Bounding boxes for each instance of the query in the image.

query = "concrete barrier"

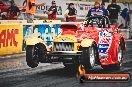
[0,20,27,24]
[33,20,62,24]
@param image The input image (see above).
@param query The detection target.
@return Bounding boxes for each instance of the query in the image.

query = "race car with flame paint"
[26,16,125,73]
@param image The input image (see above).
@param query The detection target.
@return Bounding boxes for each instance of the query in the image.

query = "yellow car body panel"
[81,39,95,47]
[25,37,42,45]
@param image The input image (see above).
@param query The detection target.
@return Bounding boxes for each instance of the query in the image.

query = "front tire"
[26,45,39,68]
[37,43,48,63]
[80,45,96,73]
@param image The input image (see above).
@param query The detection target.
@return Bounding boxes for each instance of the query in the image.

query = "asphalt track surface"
[0,41,132,87]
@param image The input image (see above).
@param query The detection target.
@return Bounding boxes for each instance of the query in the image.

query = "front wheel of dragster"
[26,45,39,68]
[37,43,48,63]
[80,45,96,73]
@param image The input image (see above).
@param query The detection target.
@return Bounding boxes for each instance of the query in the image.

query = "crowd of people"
[0,0,130,28]
[85,0,130,28]
[24,0,77,22]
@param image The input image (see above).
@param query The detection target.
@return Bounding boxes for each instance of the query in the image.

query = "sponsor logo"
[98,44,109,53]
[99,44,109,48]
[98,30,112,54]
[0,29,18,48]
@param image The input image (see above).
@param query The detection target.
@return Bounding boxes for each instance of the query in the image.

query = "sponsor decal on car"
[98,29,112,56]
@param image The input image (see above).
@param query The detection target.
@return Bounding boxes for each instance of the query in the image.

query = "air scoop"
[60,23,81,35]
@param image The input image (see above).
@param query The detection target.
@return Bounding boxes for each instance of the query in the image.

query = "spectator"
[86,2,107,19]
[120,8,130,28]
[107,0,121,24]
[25,0,46,23]
[57,6,62,15]
[46,1,57,20]
[100,2,109,16]
[7,1,20,20]
[64,3,77,22]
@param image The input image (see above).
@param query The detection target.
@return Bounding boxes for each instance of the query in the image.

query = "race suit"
[86,7,108,17]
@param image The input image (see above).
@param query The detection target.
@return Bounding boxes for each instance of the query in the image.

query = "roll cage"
[84,16,110,28]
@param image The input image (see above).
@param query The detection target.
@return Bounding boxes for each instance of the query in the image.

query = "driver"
[85,2,108,19]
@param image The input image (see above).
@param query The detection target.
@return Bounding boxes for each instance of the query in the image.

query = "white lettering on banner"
[36,5,63,15]
[37,6,50,11]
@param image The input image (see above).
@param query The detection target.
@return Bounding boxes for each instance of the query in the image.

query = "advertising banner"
[34,0,94,19]
[0,25,23,55]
